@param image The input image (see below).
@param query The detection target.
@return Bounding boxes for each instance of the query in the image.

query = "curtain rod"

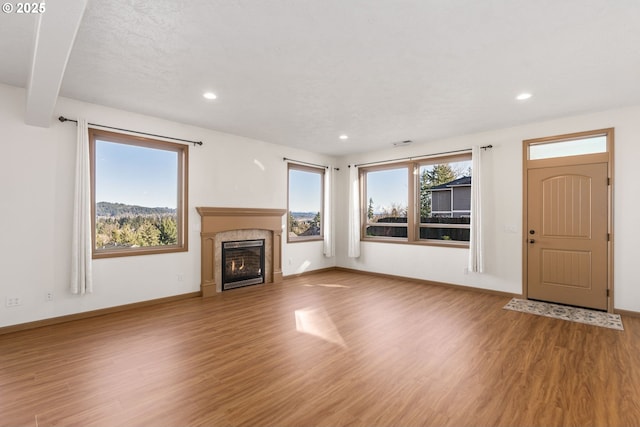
[58,116,203,146]
[350,145,493,168]
[283,157,339,171]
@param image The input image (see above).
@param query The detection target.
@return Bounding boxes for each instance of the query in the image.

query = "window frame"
[287,163,325,243]
[361,162,411,240]
[89,128,189,259]
[359,153,472,247]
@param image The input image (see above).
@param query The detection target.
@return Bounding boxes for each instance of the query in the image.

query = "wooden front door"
[527,163,608,310]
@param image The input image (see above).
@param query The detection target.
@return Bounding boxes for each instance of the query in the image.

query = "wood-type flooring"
[2,270,640,426]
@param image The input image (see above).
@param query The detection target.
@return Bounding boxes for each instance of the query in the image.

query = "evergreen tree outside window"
[287,164,324,242]
[89,129,188,258]
[363,166,409,238]
[418,156,472,242]
[359,153,472,246]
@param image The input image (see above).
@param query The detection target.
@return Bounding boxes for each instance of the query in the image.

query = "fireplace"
[222,239,265,290]
[196,207,286,297]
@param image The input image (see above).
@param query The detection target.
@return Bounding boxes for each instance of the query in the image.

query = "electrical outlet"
[46,292,54,301]
[176,274,184,282]
[5,297,22,307]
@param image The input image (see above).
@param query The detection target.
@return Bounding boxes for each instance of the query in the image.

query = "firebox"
[221,239,265,290]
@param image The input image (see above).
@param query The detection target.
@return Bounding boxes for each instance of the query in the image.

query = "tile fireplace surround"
[196,207,286,297]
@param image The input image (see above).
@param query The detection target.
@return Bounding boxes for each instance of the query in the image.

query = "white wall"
[336,105,640,312]
[0,83,336,328]
[2,79,639,329]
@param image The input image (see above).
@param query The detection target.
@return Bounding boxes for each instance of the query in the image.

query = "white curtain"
[347,165,361,258]
[323,166,335,257]
[468,145,484,273]
[71,119,93,294]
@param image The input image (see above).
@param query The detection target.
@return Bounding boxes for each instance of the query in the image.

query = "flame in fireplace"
[294,307,346,348]
[230,258,246,273]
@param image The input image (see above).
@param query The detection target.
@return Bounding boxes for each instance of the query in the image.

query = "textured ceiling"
[1,0,640,155]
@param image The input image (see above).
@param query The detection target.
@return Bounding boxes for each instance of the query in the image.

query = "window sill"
[361,237,469,249]
[93,245,188,259]
[287,236,324,244]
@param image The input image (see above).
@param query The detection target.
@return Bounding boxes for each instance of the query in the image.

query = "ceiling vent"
[392,140,413,147]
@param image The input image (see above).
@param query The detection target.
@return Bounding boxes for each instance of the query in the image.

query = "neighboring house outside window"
[430,176,471,218]
[361,153,471,245]
[421,174,471,242]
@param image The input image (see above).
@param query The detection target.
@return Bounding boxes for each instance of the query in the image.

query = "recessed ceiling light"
[516,93,532,101]
[339,134,349,140]
[203,92,217,100]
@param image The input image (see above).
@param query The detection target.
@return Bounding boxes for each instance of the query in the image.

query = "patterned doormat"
[504,298,624,330]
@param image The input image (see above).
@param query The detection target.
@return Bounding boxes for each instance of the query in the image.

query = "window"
[418,156,472,243]
[288,164,324,242]
[89,129,188,258]
[528,134,607,160]
[364,166,409,238]
[360,153,472,245]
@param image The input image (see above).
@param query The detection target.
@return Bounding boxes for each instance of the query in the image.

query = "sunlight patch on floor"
[294,307,347,348]
[302,283,350,288]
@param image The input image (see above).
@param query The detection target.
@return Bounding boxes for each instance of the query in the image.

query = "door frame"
[522,128,615,312]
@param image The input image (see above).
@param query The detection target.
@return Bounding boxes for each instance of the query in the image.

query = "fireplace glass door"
[222,239,265,290]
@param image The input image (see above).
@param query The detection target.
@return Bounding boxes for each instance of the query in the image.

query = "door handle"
[529,239,536,244]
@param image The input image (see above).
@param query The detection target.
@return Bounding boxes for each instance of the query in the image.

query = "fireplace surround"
[196,207,286,296]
